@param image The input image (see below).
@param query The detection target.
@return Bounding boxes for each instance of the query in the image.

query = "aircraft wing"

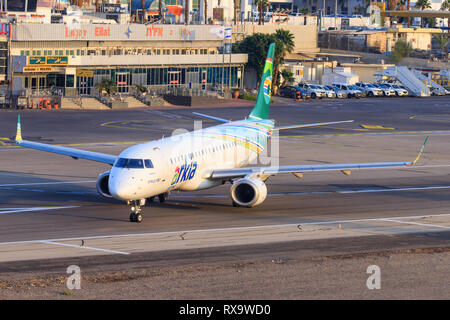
[207,137,429,180]
[17,140,117,165]
[15,115,117,165]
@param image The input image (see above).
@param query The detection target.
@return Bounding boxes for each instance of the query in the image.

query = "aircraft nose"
[109,175,135,200]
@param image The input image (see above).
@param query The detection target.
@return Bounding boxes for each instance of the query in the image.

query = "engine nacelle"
[231,177,267,207]
[96,171,112,198]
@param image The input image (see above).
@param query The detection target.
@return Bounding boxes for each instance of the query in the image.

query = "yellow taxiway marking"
[360,125,395,130]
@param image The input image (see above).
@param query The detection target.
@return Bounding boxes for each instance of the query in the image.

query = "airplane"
[13,43,429,223]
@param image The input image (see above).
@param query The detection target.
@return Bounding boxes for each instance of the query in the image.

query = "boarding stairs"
[381,66,430,97]
[411,69,446,95]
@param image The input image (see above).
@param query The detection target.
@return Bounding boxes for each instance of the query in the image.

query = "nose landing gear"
[129,199,145,223]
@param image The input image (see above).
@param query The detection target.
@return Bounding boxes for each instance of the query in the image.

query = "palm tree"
[272,29,295,94]
[387,0,399,10]
[159,0,163,23]
[204,0,208,24]
[185,0,189,24]
[406,0,410,27]
[441,0,450,10]
[414,0,431,10]
[414,0,431,27]
[233,0,239,25]
[141,0,147,23]
[95,79,117,96]
[280,69,295,87]
[255,0,270,25]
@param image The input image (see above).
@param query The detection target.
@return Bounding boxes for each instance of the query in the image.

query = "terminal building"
[9,23,247,97]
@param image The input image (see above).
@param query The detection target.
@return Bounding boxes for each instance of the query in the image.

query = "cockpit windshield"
[114,158,154,169]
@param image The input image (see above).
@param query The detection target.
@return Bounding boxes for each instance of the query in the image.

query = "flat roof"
[11,24,225,42]
[382,10,450,18]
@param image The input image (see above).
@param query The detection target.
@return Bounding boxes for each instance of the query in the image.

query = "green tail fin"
[249,42,275,121]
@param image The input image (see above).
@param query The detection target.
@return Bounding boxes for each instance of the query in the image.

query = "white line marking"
[172,185,450,198]
[0,180,96,187]
[0,206,79,214]
[41,241,129,255]
[1,213,450,246]
[337,185,450,194]
[381,219,450,230]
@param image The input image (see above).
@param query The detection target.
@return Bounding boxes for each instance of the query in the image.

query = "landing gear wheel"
[135,213,143,223]
[129,201,143,222]
[158,192,168,203]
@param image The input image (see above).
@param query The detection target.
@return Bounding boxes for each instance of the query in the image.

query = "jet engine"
[96,171,112,198]
[230,177,267,207]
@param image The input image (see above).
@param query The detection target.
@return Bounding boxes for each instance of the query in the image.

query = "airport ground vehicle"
[297,83,326,99]
[355,82,383,97]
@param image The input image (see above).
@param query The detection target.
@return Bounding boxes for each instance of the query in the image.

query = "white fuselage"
[108,119,274,201]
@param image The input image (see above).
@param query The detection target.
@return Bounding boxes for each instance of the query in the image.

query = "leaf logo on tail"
[263,76,272,103]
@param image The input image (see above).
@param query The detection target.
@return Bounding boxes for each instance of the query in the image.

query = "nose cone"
[109,171,137,201]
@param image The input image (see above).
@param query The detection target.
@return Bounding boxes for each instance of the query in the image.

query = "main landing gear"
[146,192,168,204]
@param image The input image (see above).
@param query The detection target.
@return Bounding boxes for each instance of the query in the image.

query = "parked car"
[373,83,396,96]
[355,82,383,97]
[279,85,311,99]
[279,85,299,99]
[382,83,408,97]
[297,83,326,99]
[348,85,366,98]
[326,85,348,99]
[332,83,363,98]
[297,87,312,99]
[428,85,445,96]
[388,84,409,97]
[317,85,337,98]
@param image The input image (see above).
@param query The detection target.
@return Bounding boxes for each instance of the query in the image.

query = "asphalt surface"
[0,96,449,299]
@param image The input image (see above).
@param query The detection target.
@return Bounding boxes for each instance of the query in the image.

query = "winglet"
[15,114,22,143]
[409,136,429,166]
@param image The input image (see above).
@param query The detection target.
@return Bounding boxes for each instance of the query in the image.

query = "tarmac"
[0,96,449,299]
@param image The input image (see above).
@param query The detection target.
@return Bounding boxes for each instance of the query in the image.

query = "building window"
[66,75,74,88]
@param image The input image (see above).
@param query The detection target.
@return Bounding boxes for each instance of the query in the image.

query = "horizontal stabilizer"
[192,112,230,123]
[273,120,354,131]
